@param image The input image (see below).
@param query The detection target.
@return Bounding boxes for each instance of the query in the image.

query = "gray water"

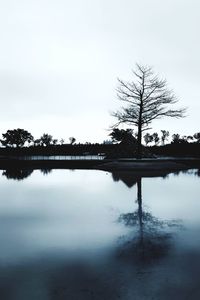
[0,169,200,299]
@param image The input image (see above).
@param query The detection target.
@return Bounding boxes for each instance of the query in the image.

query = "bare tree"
[112,64,186,158]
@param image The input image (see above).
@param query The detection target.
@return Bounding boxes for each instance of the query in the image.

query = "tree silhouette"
[161,130,170,145]
[193,132,200,143]
[1,129,33,148]
[112,64,186,158]
[109,128,135,143]
[171,133,181,144]
[186,135,193,143]
[39,133,53,146]
[33,138,42,146]
[69,137,76,145]
[60,138,65,145]
[171,134,188,144]
[52,139,58,145]
[143,132,153,146]
[152,132,160,145]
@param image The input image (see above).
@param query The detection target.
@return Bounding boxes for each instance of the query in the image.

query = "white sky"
[0,0,199,143]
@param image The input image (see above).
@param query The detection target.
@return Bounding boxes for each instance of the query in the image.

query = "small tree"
[52,139,58,145]
[143,133,153,146]
[1,129,33,148]
[186,135,193,143]
[171,134,181,144]
[34,139,42,146]
[181,135,188,143]
[193,132,200,143]
[69,137,76,145]
[112,64,186,157]
[161,130,169,145]
[109,128,134,143]
[152,132,160,145]
[40,133,53,146]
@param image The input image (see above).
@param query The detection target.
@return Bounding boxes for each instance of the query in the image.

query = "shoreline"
[0,157,200,171]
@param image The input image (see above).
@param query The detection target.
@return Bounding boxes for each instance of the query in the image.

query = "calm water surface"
[0,169,200,299]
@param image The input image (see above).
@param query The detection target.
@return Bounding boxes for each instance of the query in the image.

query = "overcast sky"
[0,0,199,143]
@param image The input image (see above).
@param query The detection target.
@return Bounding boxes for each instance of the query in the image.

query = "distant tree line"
[107,128,200,158]
[0,128,77,148]
[109,128,200,146]
[143,130,200,146]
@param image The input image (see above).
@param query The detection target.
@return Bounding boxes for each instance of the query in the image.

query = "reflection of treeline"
[2,169,33,180]
[2,168,53,180]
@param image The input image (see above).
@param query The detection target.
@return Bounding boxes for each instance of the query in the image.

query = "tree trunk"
[136,99,143,159]
[137,111,143,159]
[137,124,142,159]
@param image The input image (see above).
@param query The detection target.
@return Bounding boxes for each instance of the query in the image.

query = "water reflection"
[0,169,200,299]
[195,169,200,177]
[1,168,54,180]
[40,168,52,175]
[2,169,33,180]
[115,174,182,264]
[2,166,200,182]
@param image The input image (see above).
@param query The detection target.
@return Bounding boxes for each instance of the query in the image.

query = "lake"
[0,168,200,299]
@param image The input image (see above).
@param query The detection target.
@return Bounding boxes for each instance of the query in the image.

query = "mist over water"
[0,169,200,299]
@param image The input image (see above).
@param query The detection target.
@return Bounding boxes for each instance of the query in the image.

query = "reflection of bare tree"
[2,169,33,181]
[116,174,182,265]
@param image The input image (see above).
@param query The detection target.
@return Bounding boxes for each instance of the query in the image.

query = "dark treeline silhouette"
[144,130,200,146]
[0,129,69,148]
[108,128,200,158]
[142,130,200,157]
[1,127,200,158]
